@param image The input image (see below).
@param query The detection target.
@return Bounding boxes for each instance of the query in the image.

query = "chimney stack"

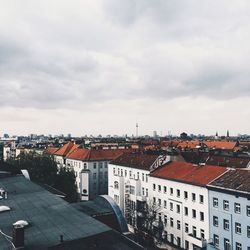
[12,224,24,249]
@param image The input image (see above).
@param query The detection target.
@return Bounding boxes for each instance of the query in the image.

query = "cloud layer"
[0,0,250,135]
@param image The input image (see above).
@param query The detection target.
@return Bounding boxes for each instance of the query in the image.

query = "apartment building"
[149,162,227,249]
[108,153,169,219]
[109,156,228,250]
[207,169,250,250]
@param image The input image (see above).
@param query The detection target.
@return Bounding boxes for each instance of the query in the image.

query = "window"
[93,162,97,169]
[142,187,145,196]
[100,172,103,179]
[153,184,156,191]
[200,212,204,221]
[142,173,144,181]
[104,162,108,168]
[224,238,230,250]
[113,168,116,174]
[235,222,241,234]
[200,229,204,239]
[184,207,188,216]
[247,205,250,216]
[164,200,167,208]
[247,226,250,238]
[158,213,162,221]
[170,202,173,211]
[158,185,161,192]
[236,242,242,250]
[185,223,189,233]
[125,170,127,177]
[223,200,229,210]
[213,216,218,227]
[153,197,156,204]
[114,181,119,189]
[199,195,204,204]
[114,195,119,204]
[164,186,167,193]
[177,220,181,230]
[99,162,103,168]
[184,191,188,199]
[223,219,229,231]
[146,175,148,182]
[84,163,87,169]
[192,193,196,201]
[213,197,218,207]
[164,215,167,225]
[146,188,148,197]
[177,189,180,197]
[137,172,139,180]
[129,171,132,177]
[185,240,189,250]
[130,186,135,195]
[170,218,173,227]
[192,226,197,238]
[158,199,161,206]
[192,209,196,218]
[235,203,241,213]
[213,234,219,247]
[170,188,173,195]
[93,173,97,179]
[176,204,180,213]
[177,237,181,246]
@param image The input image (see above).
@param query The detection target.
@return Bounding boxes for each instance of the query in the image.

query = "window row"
[152,185,204,203]
[213,235,244,250]
[213,217,250,236]
[213,198,250,216]
[113,168,149,182]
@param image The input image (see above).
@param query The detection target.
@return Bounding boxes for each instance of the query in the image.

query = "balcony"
[187,234,206,248]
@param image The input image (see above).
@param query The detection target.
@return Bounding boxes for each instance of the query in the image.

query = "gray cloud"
[0,0,250,135]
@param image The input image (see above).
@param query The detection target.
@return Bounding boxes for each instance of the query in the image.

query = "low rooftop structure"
[0,175,143,249]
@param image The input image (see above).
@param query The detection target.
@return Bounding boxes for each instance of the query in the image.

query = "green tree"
[7,152,78,202]
[54,167,78,203]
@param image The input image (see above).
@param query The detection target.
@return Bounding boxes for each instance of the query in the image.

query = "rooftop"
[209,169,250,194]
[67,148,131,161]
[150,161,228,186]
[110,153,159,170]
[0,175,142,249]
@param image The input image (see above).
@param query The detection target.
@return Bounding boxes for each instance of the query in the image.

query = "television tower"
[136,123,138,138]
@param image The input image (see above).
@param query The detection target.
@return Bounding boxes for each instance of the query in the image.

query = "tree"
[7,151,78,202]
[54,167,78,203]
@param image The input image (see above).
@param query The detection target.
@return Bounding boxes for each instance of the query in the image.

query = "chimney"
[60,235,64,243]
[12,224,24,249]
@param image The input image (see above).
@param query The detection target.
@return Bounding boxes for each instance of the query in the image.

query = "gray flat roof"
[0,175,110,250]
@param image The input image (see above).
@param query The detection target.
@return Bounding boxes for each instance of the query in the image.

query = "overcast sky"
[0,0,250,137]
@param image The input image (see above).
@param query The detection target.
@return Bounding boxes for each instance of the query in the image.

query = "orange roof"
[177,140,201,149]
[67,148,131,161]
[150,161,228,186]
[54,142,80,157]
[203,141,237,150]
[46,147,59,154]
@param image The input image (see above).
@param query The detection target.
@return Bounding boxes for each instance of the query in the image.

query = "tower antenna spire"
[136,123,138,138]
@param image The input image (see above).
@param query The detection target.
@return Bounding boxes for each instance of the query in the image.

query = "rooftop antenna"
[136,123,138,138]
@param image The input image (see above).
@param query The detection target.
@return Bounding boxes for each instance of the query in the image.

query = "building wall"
[208,189,250,250]
[66,158,109,200]
[149,176,208,249]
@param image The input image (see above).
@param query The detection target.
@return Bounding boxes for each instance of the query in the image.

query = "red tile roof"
[46,147,59,154]
[54,142,80,156]
[67,148,131,161]
[177,140,201,150]
[110,153,159,170]
[150,161,228,186]
[203,141,237,150]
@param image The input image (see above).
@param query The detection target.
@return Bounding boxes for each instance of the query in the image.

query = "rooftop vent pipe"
[12,224,24,249]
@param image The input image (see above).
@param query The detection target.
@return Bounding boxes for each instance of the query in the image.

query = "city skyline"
[1,1,250,136]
